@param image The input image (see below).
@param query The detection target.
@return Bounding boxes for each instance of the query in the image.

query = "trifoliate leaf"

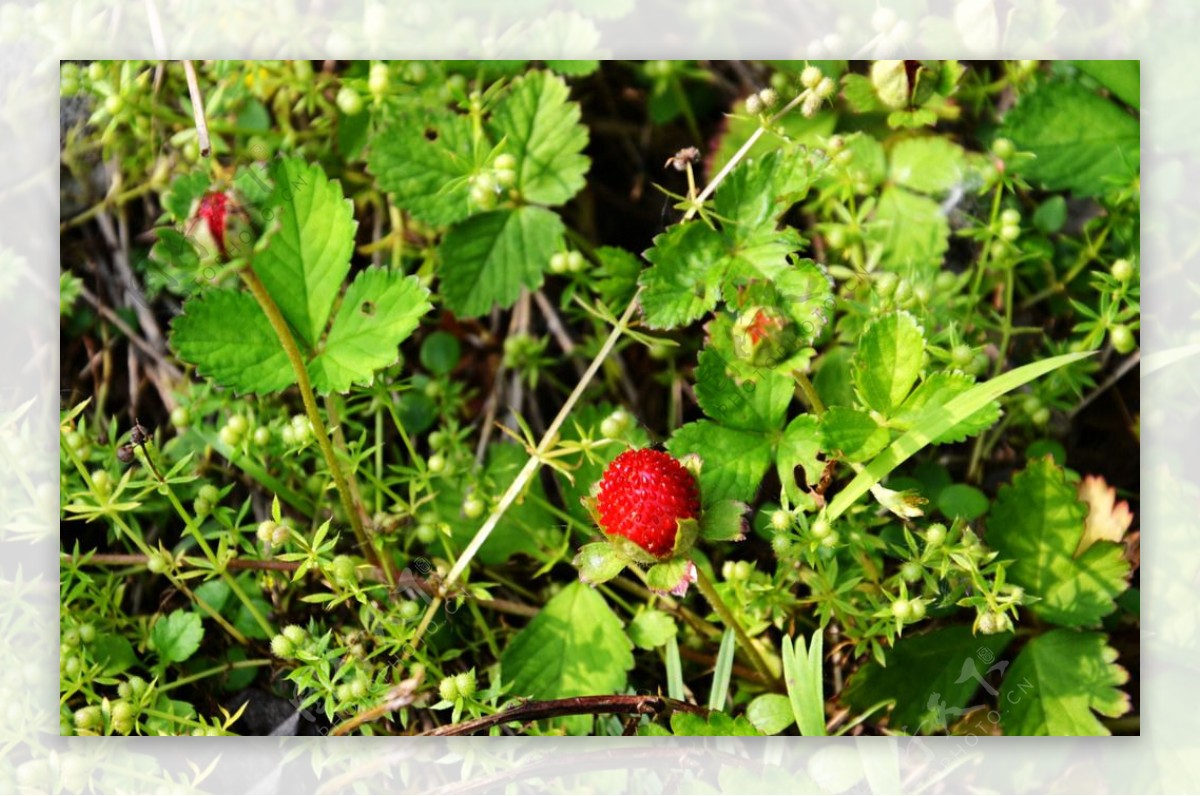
[151,609,205,666]
[252,157,356,350]
[888,137,967,196]
[170,289,295,394]
[988,458,1130,627]
[438,206,565,318]
[501,581,633,734]
[1001,630,1130,735]
[999,78,1139,196]
[628,609,677,650]
[893,371,1000,443]
[367,110,475,226]
[639,222,725,329]
[308,268,432,393]
[488,70,590,207]
[866,186,949,274]
[853,311,926,416]
[842,626,1013,734]
[694,347,792,432]
[667,421,774,506]
[777,414,823,507]
[820,406,890,462]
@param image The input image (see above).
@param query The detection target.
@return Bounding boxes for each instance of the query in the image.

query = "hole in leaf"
[360,301,376,316]
[423,128,438,141]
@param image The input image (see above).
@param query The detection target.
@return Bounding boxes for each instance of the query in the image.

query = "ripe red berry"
[196,191,229,258]
[595,448,700,559]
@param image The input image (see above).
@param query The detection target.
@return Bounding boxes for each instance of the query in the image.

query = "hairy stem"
[693,564,777,685]
[238,266,395,586]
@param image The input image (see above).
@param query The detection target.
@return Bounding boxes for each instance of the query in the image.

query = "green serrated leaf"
[544,60,600,77]
[842,626,1013,734]
[489,70,590,207]
[439,206,564,318]
[999,78,1139,196]
[91,633,138,676]
[827,351,1094,522]
[888,137,966,195]
[151,609,204,665]
[574,542,626,586]
[593,245,642,310]
[252,157,356,350]
[646,557,696,596]
[639,222,725,329]
[694,347,792,432]
[988,457,1130,627]
[170,289,295,394]
[1001,630,1130,735]
[628,609,677,650]
[308,268,432,393]
[866,186,949,275]
[820,406,890,462]
[777,414,823,507]
[367,110,475,226]
[894,371,1000,443]
[840,73,886,114]
[853,311,926,416]
[500,581,632,735]
[715,145,824,229]
[161,171,211,223]
[667,421,774,506]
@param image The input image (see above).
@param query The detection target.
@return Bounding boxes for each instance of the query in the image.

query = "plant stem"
[795,371,827,416]
[406,290,644,654]
[238,266,395,586]
[422,694,707,736]
[692,564,777,685]
[159,658,272,693]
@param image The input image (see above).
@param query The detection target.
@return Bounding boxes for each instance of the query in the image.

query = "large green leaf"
[638,222,725,329]
[151,609,204,666]
[852,311,926,416]
[842,626,1013,734]
[170,289,295,395]
[251,157,356,350]
[488,70,590,207]
[988,457,1130,627]
[367,110,476,226]
[308,268,432,393]
[777,414,823,506]
[827,351,1093,521]
[667,421,775,506]
[438,206,564,318]
[694,347,792,432]
[500,581,633,734]
[820,406,890,463]
[1001,630,1130,735]
[866,186,949,274]
[999,78,1139,196]
[715,144,824,229]
[888,136,967,196]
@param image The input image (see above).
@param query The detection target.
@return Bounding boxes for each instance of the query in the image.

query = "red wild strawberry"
[196,191,230,258]
[595,448,700,559]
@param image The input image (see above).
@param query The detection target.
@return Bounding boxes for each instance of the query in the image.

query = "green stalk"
[693,564,777,685]
[238,266,395,586]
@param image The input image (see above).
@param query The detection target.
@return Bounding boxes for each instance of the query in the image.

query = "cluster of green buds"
[469,153,517,210]
[798,65,838,117]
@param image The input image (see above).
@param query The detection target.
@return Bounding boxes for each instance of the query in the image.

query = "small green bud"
[218,425,240,447]
[62,627,81,648]
[811,517,832,539]
[252,426,271,446]
[270,634,295,659]
[1111,258,1134,283]
[770,509,792,532]
[169,406,190,428]
[368,62,389,97]
[104,94,124,116]
[494,153,517,171]
[462,495,485,519]
[549,252,569,273]
[74,705,102,730]
[226,415,249,435]
[257,520,278,543]
[438,675,460,703]
[600,409,631,439]
[801,65,823,89]
[950,344,974,368]
[271,523,290,545]
[91,470,112,495]
[454,670,476,699]
[78,623,95,644]
[991,137,1015,160]
[398,600,422,621]
[282,624,308,645]
[336,86,364,115]
[815,76,836,99]
[427,453,446,473]
[146,550,170,574]
[925,523,947,547]
[329,555,358,586]
[1110,324,1137,355]
[999,223,1021,242]
[891,598,910,620]
[908,599,927,620]
[566,251,585,273]
[110,700,136,734]
[732,305,798,367]
[415,523,437,543]
[1000,208,1021,226]
[899,561,923,582]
